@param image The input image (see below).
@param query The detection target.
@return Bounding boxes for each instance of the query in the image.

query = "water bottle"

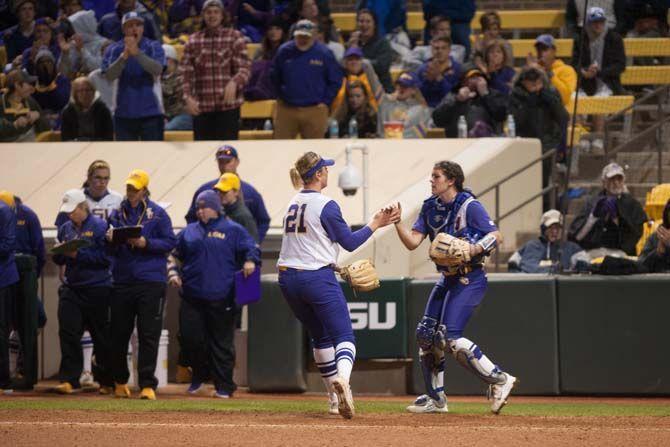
[329,119,339,139]
[263,119,273,131]
[348,116,358,138]
[457,115,467,138]
[507,114,516,138]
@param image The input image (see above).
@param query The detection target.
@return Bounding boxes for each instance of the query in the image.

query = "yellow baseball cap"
[125,169,150,190]
[213,173,241,193]
[0,190,15,208]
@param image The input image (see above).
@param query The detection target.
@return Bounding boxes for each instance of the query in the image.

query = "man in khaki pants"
[271,20,342,139]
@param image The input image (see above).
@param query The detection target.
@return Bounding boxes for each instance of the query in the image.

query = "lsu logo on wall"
[348,302,396,330]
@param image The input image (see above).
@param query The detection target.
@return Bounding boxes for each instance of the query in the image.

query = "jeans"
[114,115,164,141]
[165,113,193,131]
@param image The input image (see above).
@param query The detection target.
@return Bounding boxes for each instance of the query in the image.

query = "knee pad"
[416,316,438,351]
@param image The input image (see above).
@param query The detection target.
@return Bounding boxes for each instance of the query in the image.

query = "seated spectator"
[532,34,577,106]
[471,11,514,67]
[432,67,508,138]
[161,44,192,131]
[244,19,284,101]
[271,20,341,139]
[3,0,37,64]
[213,173,259,242]
[639,199,670,273]
[61,0,85,18]
[32,48,71,129]
[316,15,344,62]
[626,2,668,66]
[568,162,647,256]
[61,76,114,141]
[416,36,461,109]
[167,0,204,37]
[236,0,272,43]
[330,47,383,115]
[421,0,475,58]
[288,0,339,42]
[480,40,515,96]
[347,9,393,93]
[566,0,625,38]
[402,16,466,71]
[102,12,165,141]
[333,80,378,138]
[0,69,50,142]
[376,72,431,139]
[98,0,160,42]
[508,209,583,273]
[180,1,250,141]
[19,19,60,75]
[58,9,109,76]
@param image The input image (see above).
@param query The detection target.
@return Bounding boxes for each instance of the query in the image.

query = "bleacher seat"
[36,131,61,142]
[622,66,670,85]
[636,184,670,254]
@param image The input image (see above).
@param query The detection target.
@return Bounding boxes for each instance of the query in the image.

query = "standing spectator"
[51,189,114,395]
[61,77,114,141]
[271,19,341,139]
[168,190,260,398]
[102,11,166,141]
[179,0,251,141]
[356,0,407,37]
[568,162,647,255]
[639,200,670,273]
[108,169,176,400]
[422,0,475,58]
[58,9,109,77]
[376,72,431,138]
[243,17,285,101]
[508,209,584,273]
[432,67,508,138]
[347,9,393,93]
[532,34,577,106]
[0,198,19,394]
[213,173,259,242]
[98,0,161,42]
[19,19,60,75]
[471,11,514,67]
[185,145,271,242]
[32,48,71,130]
[566,0,626,37]
[333,80,379,138]
[481,40,515,96]
[87,47,115,111]
[0,69,50,142]
[330,47,383,115]
[4,0,37,64]
[161,44,192,131]
[416,36,461,109]
[403,16,466,70]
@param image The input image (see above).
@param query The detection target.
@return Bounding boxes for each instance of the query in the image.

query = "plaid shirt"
[179,26,251,113]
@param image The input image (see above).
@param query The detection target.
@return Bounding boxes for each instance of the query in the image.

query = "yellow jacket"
[549,59,577,106]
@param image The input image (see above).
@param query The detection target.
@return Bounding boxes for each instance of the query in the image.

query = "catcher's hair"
[434,160,465,191]
[82,160,111,188]
[290,151,322,189]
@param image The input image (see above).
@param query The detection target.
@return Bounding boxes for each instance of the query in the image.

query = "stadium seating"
[636,183,670,254]
[622,66,670,85]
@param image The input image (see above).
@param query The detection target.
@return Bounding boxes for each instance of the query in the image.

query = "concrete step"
[617,152,670,168]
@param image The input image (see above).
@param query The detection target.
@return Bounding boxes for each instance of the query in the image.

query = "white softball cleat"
[406,394,449,413]
[328,399,339,415]
[332,377,355,419]
[489,373,517,414]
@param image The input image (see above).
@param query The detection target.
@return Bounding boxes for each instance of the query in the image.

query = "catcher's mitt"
[429,233,471,267]
[339,259,381,292]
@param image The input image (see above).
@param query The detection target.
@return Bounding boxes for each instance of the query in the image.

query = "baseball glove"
[339,259,381,292]
[429,233,472,267]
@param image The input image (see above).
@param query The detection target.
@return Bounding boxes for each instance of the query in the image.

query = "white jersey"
[86,189,123,221]
[277,191,339,270]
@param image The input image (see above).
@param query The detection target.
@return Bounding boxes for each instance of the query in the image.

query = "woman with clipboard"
[107,169,176,400]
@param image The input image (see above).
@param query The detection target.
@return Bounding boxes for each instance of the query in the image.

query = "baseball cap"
[59,189,86,213]
[162,44,178,61]
[541,209,563,228]
[202,0,224,11]
[216,145,238,160]
[535,34,555,49]
[0,190,15,208]
[122,11,144,26]
[463,67,486,80]
[395,71,420,88]
[196,190,222,214]
[601,162,625,180]
[214,173,241,193]
[344,47,363,59]
[587,7,607,23]
[125,169,150,190]
[294,19,315,37]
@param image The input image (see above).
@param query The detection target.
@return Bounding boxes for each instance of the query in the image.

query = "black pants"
[111,283,165,390]
[179,296,236,394]
[0,285,14,388]
[193,108,240,141]
[57,285,113,387]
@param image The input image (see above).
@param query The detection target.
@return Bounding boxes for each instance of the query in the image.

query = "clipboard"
[235,268,261,306]
[111,225,143,244]
[50,239,92,255]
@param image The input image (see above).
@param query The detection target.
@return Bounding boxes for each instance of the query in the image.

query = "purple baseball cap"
[344,47,363,59]
[395,71,420,88]
[587,7,607,23]
[216,145,238,160]
[535,34,555,49]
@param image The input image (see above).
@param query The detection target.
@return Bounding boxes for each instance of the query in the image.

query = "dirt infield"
[1,393,670,447]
